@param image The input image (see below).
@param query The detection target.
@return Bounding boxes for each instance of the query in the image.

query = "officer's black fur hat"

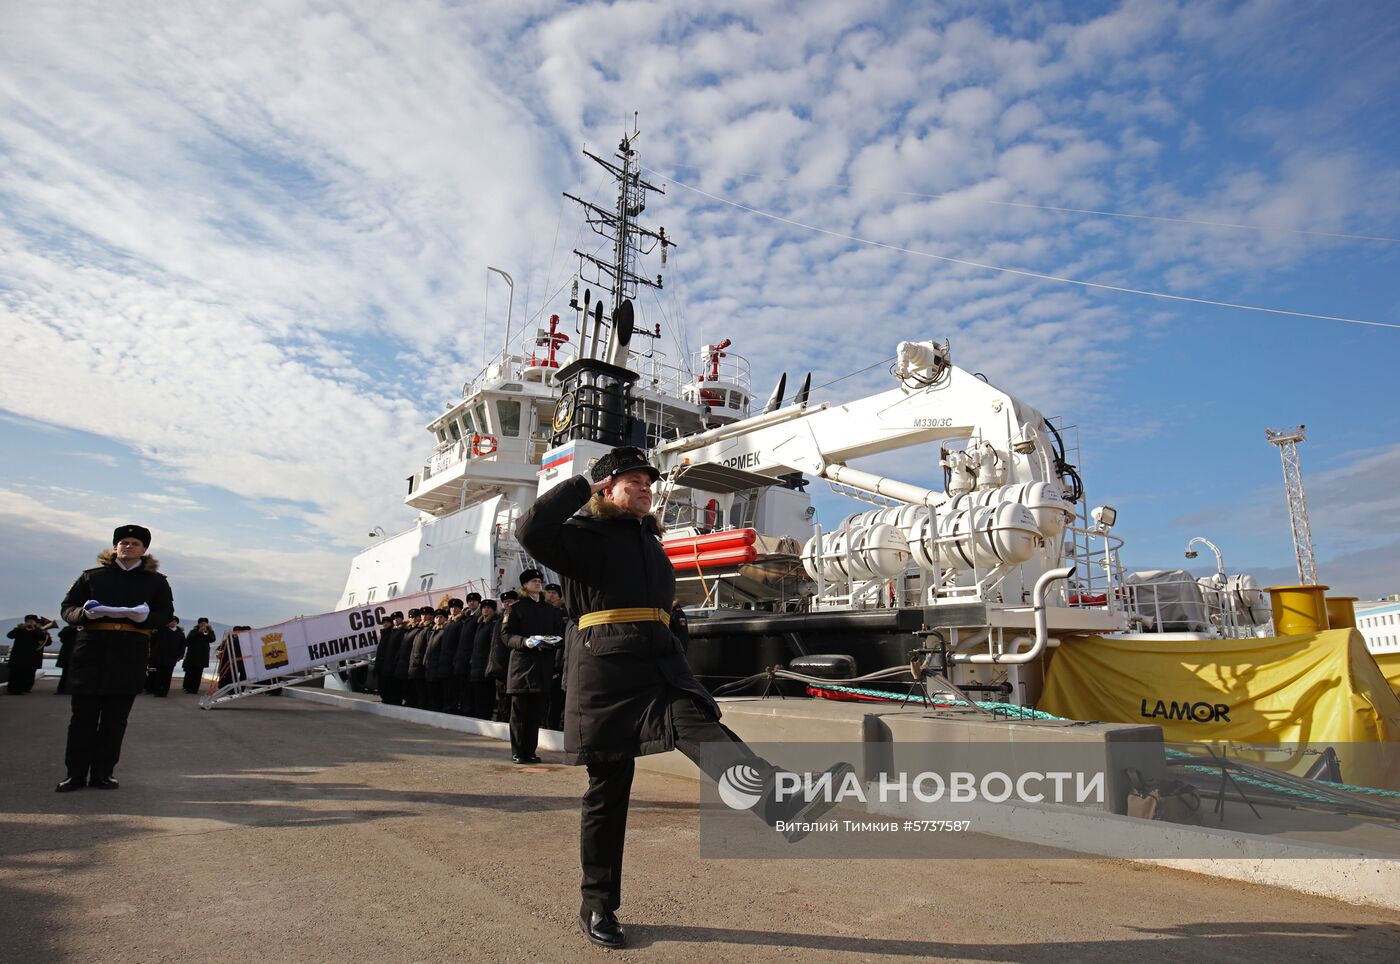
[590,446,659,483]
[113,524,152,548]
[519,568,544,586]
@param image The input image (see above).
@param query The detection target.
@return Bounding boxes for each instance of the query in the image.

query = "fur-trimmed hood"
[579,494,665,536]
[97,548,161,571]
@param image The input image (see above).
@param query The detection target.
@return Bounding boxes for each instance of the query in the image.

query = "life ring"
[471,434,498,457]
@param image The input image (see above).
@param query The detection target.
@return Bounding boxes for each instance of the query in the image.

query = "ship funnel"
[793,372,812,407]
[604,299,636,368]
[761,373,787,414]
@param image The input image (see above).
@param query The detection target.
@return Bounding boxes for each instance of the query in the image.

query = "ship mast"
[562,118,673,364]
[549,120,675,451]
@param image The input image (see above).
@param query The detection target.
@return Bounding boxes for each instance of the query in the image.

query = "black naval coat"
[184,626,215,671]
[395,624,423,680]
[60,550,175,695]
[422,625,447,682]
[5,625,47,673]
[485,617,510,681]
[373,624,398,680]
[153,625,186,668]
[503,596,566,695]
[439,617,467,679]
[516,475,716,765]
[468,616,497,682]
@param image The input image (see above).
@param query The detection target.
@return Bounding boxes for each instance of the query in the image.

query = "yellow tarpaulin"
[1374,652,1400,697]
[1038,629,1400,789]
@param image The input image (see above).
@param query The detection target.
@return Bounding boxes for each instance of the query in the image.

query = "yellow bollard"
[1266,585,1331,635]
[1325,595,1358,630]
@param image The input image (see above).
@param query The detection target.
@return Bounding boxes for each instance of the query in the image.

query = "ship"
[321,124,1398,789]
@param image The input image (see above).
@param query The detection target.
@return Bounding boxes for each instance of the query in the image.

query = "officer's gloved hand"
[525,635,546,649]
[128,603,151,623]
[83,599,103,614]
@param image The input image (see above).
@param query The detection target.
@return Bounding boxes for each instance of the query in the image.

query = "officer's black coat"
[183,626,215,671]
[422,624,447,681]
[5,625,47,673]
[439,616,468,679]
[503,596,566,694]
[485,617,509,681]
[468,616,497,681]
[516,475,715,765]
[60,551,174,695]
[372,624,397,679]
[394,625,423,680]
[56,624,76,669]
[153,625,186,668]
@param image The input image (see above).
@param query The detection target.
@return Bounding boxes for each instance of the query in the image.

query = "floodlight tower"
[1265,424,1318,584]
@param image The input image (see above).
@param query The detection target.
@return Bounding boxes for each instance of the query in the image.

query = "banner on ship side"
[233,584,470,684]
[1039,628,1400,789]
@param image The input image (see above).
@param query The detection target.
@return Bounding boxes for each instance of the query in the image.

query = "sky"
[2,0,1397,626]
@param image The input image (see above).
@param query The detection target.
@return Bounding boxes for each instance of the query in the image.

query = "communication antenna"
[1264,425,1317,584]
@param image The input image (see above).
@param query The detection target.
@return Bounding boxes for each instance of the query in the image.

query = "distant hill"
[2,615,233,653]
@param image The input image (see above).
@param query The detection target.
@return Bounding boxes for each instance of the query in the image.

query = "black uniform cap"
[590,446,659,483]
[446,597,464,609]
[113,524,152,548]
[465,592,482,603]
[479,599,498,610]
[500,590,519,601]
[519,568,544,585]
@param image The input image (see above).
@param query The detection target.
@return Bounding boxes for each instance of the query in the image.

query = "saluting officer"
[56,524,174,792]
[517,447,849,949]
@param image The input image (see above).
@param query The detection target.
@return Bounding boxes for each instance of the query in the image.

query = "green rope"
[807,682,1066,720]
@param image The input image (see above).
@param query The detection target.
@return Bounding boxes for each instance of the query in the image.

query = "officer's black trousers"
[65,693,137,781]
[579,690,771,913]
[181,669,203,694]
[510,693,545,759]
[470,679,494,719]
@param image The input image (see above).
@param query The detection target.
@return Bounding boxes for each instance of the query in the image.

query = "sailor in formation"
[56,524,174,792]
[502,568,565,763]
[517,446,850,949]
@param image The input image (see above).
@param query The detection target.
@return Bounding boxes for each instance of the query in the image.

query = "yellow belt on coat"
[577,607,671,629]
[84,621,153,635]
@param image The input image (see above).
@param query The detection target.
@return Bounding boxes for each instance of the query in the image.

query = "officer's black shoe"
[511,755,527,764]
[55,777,85,793]
[579,909,625,949]
[524,755,543,764]
[90,776,119,790]
[765,761,856,842]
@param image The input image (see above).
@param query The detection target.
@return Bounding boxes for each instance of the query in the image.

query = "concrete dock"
[4,676,1400,962]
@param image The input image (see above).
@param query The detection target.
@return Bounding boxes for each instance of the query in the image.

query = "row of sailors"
[370,587,564,729]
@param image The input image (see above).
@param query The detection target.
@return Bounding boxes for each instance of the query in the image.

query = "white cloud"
[1,0,1394,621]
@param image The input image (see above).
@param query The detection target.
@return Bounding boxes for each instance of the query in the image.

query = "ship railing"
[1061,521,1127,615]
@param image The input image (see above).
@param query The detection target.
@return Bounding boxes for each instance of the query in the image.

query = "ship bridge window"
[436,429,448,444]
[497,399,521,437]
[462,408,477,434]
[347,593,355,606]
[388,583,399,598]
[367,587,377,602]
[448,420,462,442]
[419,574,435,591]
[474,402,488,435]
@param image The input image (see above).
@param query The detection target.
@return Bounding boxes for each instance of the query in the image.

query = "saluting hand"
[589,476,612,495]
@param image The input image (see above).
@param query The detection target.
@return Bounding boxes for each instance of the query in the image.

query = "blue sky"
[2,0,1397,625]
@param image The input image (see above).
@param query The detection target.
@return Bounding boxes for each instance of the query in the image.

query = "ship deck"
[4,676,1400,962]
